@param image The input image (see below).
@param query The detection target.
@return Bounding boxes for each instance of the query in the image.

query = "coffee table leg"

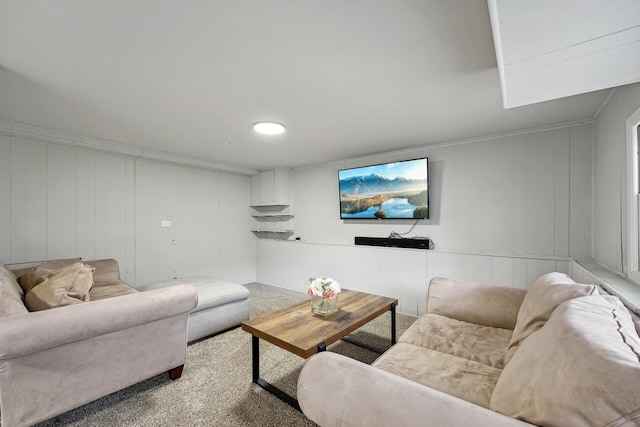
[252,336,260,383]
[251,335,301,411]
[391,303,397,345]
[341,303,397,353]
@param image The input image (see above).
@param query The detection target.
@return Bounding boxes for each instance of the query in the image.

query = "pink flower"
[324,289,336,299]
[307,276,341,297]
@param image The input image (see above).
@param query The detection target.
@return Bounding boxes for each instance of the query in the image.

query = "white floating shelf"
[251,230,294,240]
[252,214,294,221]
[250,204,289,211]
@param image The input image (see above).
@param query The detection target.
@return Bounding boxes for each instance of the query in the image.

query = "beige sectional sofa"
[0,258,198,427]
[298,273,640,427]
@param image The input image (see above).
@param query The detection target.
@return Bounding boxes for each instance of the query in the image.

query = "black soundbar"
[354,236,431,249]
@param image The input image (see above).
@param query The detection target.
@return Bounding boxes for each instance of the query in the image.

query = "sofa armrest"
[298,352,534,427]
[0,284,198,359]
[427,277,526,329]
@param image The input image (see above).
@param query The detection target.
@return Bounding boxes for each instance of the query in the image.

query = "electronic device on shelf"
[354,236,431,249]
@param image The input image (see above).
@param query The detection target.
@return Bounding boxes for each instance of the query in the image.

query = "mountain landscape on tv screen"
[339,173,428,219]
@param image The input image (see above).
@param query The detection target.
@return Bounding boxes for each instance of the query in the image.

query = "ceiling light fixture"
[253,121,286,135]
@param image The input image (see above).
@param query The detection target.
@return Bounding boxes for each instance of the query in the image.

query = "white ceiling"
[490,0,640,108]
[0,1,617,171]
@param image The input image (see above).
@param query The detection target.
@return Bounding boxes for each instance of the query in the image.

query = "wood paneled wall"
[0,136,256,286]
[593,82,640,275]
[0,138,135,280]
[291,123,592,258]
[257,240,571,316]
[258,122,593,315]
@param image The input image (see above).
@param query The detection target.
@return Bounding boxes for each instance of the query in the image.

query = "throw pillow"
[490,295,640,427]
[504,272,595,363]
[18,258,82,294]
[24,262,95,311]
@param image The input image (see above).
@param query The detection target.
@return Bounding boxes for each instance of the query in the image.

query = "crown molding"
[0,119,258,176]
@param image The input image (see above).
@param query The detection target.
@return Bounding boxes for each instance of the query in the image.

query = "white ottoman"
[139,276,250,342]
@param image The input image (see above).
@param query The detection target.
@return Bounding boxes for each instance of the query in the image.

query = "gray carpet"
[37,283,417,426]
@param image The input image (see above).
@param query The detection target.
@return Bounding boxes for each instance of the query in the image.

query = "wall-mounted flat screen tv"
[338,157,429,219]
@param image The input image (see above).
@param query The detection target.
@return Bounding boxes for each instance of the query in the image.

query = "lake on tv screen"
[341,198,419,218]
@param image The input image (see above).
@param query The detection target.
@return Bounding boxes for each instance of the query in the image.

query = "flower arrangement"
[307,276,341,299]
[307,276,341,316]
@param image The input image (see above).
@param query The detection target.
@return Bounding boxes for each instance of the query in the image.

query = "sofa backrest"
[491,294,640,427]
[631,310,640,336]
[84,259,121,286]
[0,263,28,318]
[596,285,640,336]
[2,258,135,313]
[10,258,82,282]
[427,277,526,330]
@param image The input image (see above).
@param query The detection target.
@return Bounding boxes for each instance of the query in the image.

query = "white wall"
[257,123,592,315]
[134,160,256,285]
[593,82,640,275]
[0,137,136,280]
[0,135,256,286]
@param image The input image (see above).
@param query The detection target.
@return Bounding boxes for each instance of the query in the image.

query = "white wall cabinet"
[250,168,294,239]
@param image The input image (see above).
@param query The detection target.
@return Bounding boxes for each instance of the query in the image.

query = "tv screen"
[338,158,429,219]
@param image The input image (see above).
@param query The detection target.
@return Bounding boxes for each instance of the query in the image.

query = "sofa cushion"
[17,259,83,294]
[0,263,28,318]
[399,313,512,369]
[24,262,95,311]
[490,295,640,427]
[505,272,596,362]
[139,276,249,313]
[89,281,138,300]
[373,342,502,408]
[190,280,249,313]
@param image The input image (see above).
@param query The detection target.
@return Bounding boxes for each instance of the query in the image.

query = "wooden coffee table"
[241,289,398,410]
